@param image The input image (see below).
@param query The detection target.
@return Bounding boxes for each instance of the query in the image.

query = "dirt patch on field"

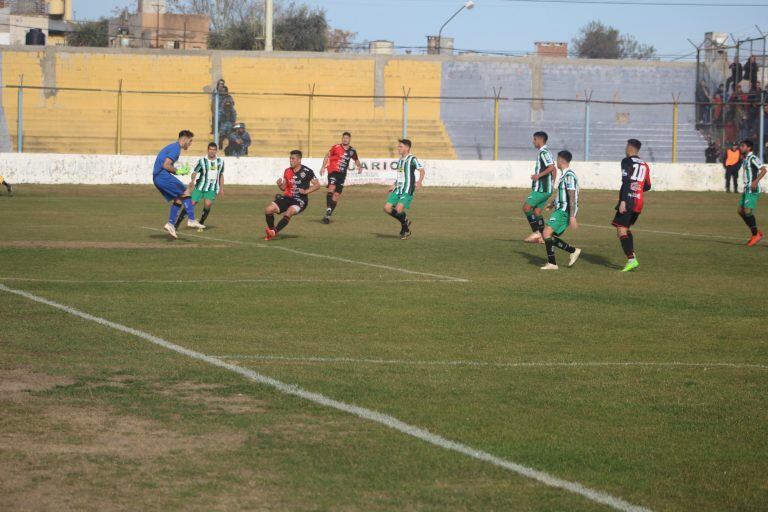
[0,368,75,394]
[159,381,271,415]
[0,241,228,249]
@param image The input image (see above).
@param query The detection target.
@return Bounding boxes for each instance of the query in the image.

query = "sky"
[73,0,768,60]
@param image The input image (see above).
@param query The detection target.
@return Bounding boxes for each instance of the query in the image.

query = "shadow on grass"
[371,233,401,239]
[513,249,545,268]
[147,234,195,243]
[579,252,623,269]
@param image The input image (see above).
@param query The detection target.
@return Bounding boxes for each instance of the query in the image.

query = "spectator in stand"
[218,96,237,148]
[723,141,742,193]
[747,82,762,138]
[744,55,760,91]
[712,92,724,125]
[705,141,719,163]
[211,79,228,134]
[725,61,744,93]
[225,123,251,157]
[696,80,712,125]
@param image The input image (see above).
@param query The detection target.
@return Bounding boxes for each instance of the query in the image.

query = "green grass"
[1,184,766,511]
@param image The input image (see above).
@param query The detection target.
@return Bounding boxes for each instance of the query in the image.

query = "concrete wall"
[0,152,731,192]
[0,47,707,162]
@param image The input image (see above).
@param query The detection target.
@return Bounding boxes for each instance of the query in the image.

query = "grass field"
[1,184,767,512]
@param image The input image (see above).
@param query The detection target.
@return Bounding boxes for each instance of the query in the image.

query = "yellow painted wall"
[0,49,453,158]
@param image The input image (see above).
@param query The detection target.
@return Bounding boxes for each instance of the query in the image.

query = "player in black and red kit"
[264,150,321,240]
[319,131,363,224]
[612,139,652,272]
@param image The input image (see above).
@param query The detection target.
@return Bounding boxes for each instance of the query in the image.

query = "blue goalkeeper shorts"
[153,171,186,202]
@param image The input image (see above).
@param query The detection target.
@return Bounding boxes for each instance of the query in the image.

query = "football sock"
[526,212,538,232]
[330,197,338,212]
[169,203,181,225]
[182,198,196,221]
[174,207,187,229]
[265,214,275,230]
[2,181,10,192]
[200,208,211,225]
[553,236,576,254]
[544,237,557,265]
[275,216,290,233]
[393,211,408,229]
[326,192,333,210]
[620,234,634,259]
[745,214,758,235]
[536,216,545,234]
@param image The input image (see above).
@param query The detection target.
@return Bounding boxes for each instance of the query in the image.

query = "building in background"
[0,0,72,46]
[535,42,568,58]
[109,0,209,50]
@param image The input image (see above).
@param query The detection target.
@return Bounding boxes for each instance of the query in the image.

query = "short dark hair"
[731,141,739,146]
[627,138,642,150]
[208,142,218,149]
[741,139,754,150]
[533,131,548,142]
[557,150,573,163]
[398,138,412,148]
[179,130,194,139]
[342,131,352,138]
[290,149,303,158]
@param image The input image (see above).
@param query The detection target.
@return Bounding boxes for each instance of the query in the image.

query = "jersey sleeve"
[619,157,634,203]
[193,159,204,175]
[169,145,181,163]
[643,167,652,192]
[413,157,424,171]
[351,149,359,161]
[541,149,554,168]
[219,159,224,174]
[565,174,576,190]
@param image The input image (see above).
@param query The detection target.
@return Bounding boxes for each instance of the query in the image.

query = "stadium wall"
[0,153,729,192]
[0,47,704,162]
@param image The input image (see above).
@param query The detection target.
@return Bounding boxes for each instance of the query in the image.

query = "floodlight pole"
[437,1,474,55]
[265,0,274,51]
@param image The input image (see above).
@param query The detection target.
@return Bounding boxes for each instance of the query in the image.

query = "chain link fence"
[2,81,719,163]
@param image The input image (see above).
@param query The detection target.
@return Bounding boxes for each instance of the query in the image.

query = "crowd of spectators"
[212,79,251,157]
[697,55,768,152]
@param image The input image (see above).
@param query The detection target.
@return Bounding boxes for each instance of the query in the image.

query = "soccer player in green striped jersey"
[175,142,224,230]
[737,140,766,246]
[523,131,557,244]
[384,139,424,240]
[541,151,581,270]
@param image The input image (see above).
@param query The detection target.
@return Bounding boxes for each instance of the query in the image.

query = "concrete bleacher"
[441,57,709,163]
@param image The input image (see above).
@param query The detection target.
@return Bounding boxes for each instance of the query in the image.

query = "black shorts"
[327,172,347,193]
[612,210,640,228]
[274,195,307,214]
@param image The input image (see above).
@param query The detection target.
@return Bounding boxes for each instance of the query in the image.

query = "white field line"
[140,226,470,283]
[0,283,649,512]
[216,355,768,371]
[0,277,458,284]
[577,223,748,242]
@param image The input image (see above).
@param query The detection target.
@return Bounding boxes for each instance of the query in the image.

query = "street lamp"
[437,1,474,55]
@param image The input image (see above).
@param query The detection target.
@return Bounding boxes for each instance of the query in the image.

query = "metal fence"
[2,81,725,163]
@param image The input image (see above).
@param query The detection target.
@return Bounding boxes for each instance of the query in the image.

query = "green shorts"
[525,191,551,209]
[739,192,760,210]
[546,210,570,236]
[191,189,217,203]
[386,191,414,209]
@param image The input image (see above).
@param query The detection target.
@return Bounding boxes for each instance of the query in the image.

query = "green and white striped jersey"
[553,168,579,216]
[193,157,225,193]
[394,154,423,195]
[742,152,764,193]
[532,145,555,194]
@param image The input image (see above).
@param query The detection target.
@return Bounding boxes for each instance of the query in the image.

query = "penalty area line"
[0,282,649,512]
[216,355,768,371]
[139,226,470,283]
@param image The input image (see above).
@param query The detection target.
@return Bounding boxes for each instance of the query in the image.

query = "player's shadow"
[513,249,545,268]
[579,252,623,269]
[371,233,401,239]
[147,234,195,243]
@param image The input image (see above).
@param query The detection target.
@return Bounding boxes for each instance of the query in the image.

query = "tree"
[274,3,327,52]
[169,0,356,51]
[67,19,109,47]
[572,21,656,60]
